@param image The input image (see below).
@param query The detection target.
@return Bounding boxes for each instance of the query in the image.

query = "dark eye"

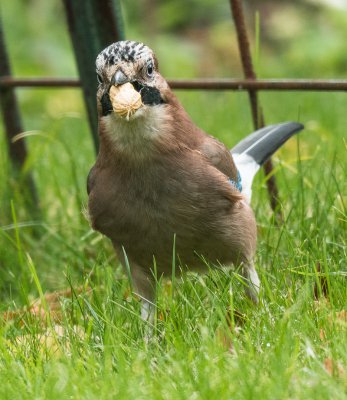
[97,73,103,84]
[146,63,154,77]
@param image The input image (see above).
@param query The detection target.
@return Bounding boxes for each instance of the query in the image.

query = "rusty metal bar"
[0,27,28,167]
[230,0,259,123]
[0,19,38,210]
[1,76,347,91]
[0,77,81,88]
[230,0,280,215]
[170,79,347,91]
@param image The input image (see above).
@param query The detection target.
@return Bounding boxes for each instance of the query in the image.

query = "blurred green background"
[0,0,346,302]
[0,3,346,397]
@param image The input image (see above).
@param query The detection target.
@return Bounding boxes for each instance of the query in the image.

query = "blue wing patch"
[229,170,242,192]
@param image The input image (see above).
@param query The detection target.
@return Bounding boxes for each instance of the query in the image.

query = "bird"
[87,40,303,320]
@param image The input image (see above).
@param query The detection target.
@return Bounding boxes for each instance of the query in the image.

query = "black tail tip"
[231,122,304,165]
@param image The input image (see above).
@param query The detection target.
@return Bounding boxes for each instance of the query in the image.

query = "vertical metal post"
[230,0,281,215]
[0,19,38,209]
[62,0,124,151]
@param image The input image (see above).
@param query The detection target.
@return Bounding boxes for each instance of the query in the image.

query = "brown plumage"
[88,41,259,315]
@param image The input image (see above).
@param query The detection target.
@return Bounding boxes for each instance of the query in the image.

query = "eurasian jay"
[87,41,303,319]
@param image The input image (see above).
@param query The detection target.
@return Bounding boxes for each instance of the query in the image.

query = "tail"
[231,122,304,202]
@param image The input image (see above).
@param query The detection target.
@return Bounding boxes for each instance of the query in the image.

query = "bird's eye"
[97,73,103,84]
[146,63,154,77]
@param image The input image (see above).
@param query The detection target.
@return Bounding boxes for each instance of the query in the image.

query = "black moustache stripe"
[101,82,165,117]
[101,90,113,116]
[132,81,165,106]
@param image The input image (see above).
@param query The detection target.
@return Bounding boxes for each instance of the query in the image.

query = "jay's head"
[96,41,172,122]
[95,41,191,156]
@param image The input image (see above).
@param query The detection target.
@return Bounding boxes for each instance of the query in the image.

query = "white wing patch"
[233,153,260,203]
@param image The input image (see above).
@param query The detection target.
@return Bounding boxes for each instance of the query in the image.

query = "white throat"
[102,105,169,157]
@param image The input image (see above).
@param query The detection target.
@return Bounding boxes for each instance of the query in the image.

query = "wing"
[87,165,96,195]
[231,122,304,202]
[197,122,303,200]
[231,122,304,165]
[199,134,238,182]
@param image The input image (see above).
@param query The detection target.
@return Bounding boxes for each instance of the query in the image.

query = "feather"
[231,122,304,202]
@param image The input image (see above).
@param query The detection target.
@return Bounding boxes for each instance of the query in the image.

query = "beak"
[112,69,128,86]
[109,82,143,120]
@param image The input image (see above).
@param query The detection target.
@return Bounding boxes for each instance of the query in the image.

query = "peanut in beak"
[109,82,143,120]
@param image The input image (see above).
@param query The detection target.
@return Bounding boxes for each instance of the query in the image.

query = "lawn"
[0,1,346,399]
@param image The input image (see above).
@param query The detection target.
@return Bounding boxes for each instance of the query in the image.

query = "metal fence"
[1,0,346,213]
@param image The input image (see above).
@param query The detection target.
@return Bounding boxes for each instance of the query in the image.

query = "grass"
[1,1,347,398]
[0,89,346,399]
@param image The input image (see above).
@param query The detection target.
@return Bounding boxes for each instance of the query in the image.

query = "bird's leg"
[131,265,157,343]
[130,263,156,323]
[140,299,154,322]
[241,261,260,304]
[115,245,156,322]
